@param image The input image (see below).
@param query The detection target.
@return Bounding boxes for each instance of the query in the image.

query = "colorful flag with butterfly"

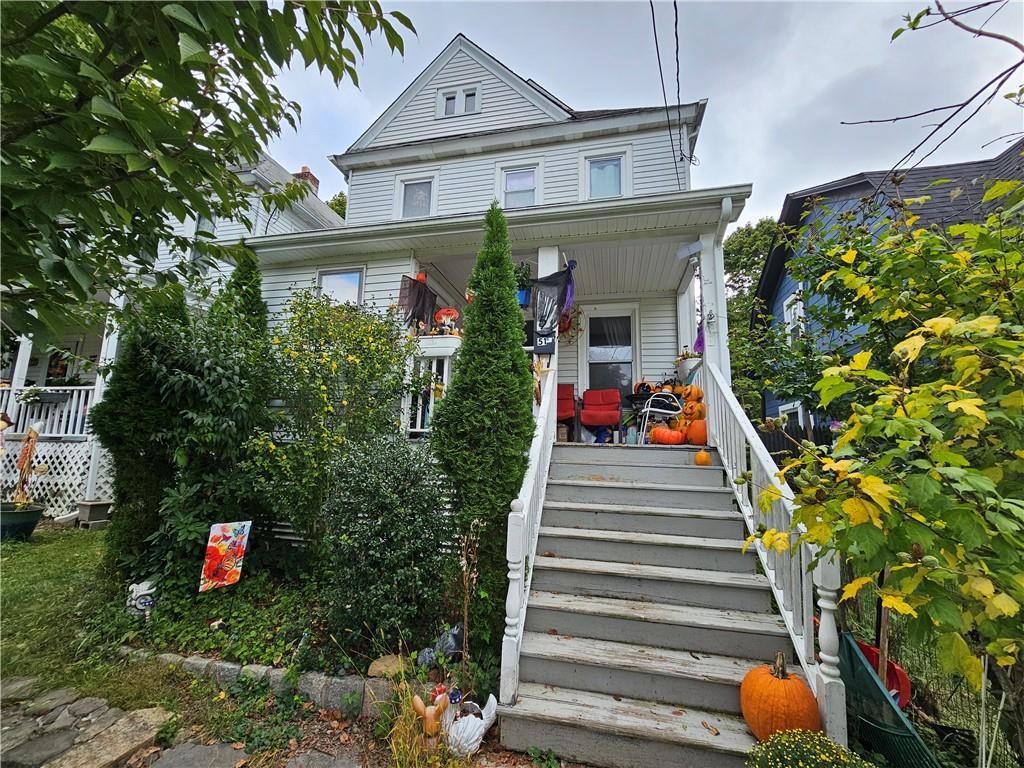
[199,521,252,592]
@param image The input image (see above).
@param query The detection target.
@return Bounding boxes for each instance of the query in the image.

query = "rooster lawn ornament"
[411,689,449,744]
[445,694,498,758]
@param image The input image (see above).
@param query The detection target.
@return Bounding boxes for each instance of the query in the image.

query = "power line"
[649,0,683,191]
[673,1,686,162]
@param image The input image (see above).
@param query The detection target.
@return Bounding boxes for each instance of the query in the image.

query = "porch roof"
[245,184,751,266]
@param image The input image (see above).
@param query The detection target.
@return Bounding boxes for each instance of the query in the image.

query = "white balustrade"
[500,348,558,705]
[404,335,461,437]
[697,362,847,744]
[0,386,96,437]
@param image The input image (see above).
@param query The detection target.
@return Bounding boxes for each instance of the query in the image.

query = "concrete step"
[549,460,727,487]
[553,443,722,467]
[542,501,746,539]
[531,556,770,611]
[499,683,753,768]
[536,526,755,572]
[545,479,736,510]
[519,632,774,714]
[525,591,790,661]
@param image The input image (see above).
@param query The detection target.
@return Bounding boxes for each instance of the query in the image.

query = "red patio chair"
[580,388,622,435]
[557,384,578,441]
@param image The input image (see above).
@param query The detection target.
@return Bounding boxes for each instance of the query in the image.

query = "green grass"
[0,527,184,709]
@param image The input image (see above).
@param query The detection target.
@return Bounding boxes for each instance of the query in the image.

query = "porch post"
[7,336,33,423]
[84,302,123,500]
[698,232,731,383]
[676,271,697,355]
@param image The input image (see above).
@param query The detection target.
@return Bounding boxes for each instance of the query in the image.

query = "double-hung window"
[395,171,439,220]
[783,293,805,346]
[580,147,632,201]
[501,165,539,208]
[318,268,364,305]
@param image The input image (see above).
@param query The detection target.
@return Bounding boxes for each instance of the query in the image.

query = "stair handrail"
[697,361,847,744]
[500,349,558,705]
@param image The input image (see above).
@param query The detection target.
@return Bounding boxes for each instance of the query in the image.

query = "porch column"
[676,270,697,355]
[6,336,33,423]
[537,245,559,279]
[698,231,731,383]
[84,301,123,501]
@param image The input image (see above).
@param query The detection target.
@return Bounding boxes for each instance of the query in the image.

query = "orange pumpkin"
[694,449,713,466]
[740,651,821,741]
[682,384,704,402]
[650,425,684,445]
[685,419,708,445]
[682,400,707,421]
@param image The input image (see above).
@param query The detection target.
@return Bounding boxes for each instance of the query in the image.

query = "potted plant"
[1,421,47,541]
[675,347,702,381]
[514,262,532,308]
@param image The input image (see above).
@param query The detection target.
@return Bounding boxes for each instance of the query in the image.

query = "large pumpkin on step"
[650,425,684,445]
[685,419,707,445]
[740,651,821,741]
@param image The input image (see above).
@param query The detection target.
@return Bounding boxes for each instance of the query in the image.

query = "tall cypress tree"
[432,202,535,651]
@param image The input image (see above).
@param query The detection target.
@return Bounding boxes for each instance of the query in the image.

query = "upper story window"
[394,170,440,220]
[436,84,481,118]
[497,160,543,209]
[319,267,364,304]
[783,293,805,345]
[579,146,633,201]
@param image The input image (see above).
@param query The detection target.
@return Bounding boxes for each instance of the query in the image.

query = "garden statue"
[432,307,460,335]
[445,694,498,758]
[127,580,157,617]
[411,689,449,740]
[415,623,464,669]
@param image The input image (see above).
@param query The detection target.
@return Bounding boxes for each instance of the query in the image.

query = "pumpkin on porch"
[681,383,704,402]
[682,400,706,421]
[694,449,713,466]
[740,651,821,741]
[650,425,684,445]
[685,419,707,445]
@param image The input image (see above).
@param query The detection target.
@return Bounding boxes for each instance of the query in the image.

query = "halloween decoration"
[412,691,449,739]
[416,271,428,283]
[681,384,704,403]
[433,307,460,335]
[445,694,498,758]
[650,425,684,445]
[740,650,822,741]
[399,275,436,326]
[534,262,575,354]
[127,580,157,617]
[694,449,714,466]
[685,419,708,446]
[415,623,465,670]
[682,400,707,422]
[634,381,654,395]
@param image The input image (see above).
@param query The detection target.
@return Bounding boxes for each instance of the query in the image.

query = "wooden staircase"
[499,443,798,767]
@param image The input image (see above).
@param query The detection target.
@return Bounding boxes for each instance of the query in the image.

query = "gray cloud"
[269,1,1023,227]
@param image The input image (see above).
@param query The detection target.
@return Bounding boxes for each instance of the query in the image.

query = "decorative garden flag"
[199,521,252,592]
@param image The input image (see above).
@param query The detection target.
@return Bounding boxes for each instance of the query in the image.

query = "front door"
[580,304,639,399]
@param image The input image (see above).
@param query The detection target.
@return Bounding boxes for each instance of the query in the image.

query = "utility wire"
[672,1,687,163]
[649,0,683,191]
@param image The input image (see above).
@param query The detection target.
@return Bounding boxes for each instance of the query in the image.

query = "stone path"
[0,678,170,768]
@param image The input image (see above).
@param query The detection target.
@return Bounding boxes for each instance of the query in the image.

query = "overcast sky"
[268,0,1023,227]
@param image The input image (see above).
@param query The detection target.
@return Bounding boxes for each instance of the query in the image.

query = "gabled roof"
[753,138,1024,312]
[347,34,572,152]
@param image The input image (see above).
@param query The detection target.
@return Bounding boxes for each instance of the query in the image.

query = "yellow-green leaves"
[843,497,883,527]
[840,249,858,264]
[841,576,875,602]
[855,475,897,514]
[947,398,988,424]
[880,592,917,616]
[893,335,927,362]
[849,351,872,371]
[936,632,983,690]
[923,316,955,336]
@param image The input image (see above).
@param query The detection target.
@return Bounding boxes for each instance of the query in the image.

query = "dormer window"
[436,84,481,118]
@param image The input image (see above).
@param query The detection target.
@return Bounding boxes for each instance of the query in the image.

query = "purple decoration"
[693,324,705,355]
[563,260,577,312]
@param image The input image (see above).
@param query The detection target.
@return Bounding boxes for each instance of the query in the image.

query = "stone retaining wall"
[118,647,393,720]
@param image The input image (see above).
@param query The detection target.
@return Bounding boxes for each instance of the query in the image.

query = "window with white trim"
[394,171,439,220]
[783,293,805,346]
[502,166,538,208]
[436,85,481,118]
[579,147,632,201]
[318,268,363,305]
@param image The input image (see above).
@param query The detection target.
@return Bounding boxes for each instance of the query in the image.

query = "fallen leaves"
[701,720,720,736]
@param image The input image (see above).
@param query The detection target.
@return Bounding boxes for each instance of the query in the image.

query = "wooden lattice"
[0,437,113,517]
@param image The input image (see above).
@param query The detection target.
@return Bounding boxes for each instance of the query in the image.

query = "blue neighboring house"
[753,138,1024,425]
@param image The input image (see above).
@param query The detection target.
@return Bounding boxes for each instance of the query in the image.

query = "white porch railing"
[500,349,558,705]
[405,336,461,437]
[0,386,96,437]
[697,362,847,743]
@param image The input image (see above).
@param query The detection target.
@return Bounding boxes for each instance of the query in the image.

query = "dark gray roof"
[753,138,1024,313]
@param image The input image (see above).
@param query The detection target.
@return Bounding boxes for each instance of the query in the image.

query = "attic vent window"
[436,84,481,118]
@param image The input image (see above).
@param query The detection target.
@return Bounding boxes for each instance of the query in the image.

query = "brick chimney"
[293,165,320,195]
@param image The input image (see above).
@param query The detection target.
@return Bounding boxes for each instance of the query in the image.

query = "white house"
[0,152,344,519]
[242,35,847,767]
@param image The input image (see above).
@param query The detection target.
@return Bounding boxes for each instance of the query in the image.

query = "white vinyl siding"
[556,295,677,389]
[261,253,413,318]
[347,129,685,225]
[370,50,555,148]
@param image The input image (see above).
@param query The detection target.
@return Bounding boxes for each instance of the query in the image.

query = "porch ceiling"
[246,184,751,266]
